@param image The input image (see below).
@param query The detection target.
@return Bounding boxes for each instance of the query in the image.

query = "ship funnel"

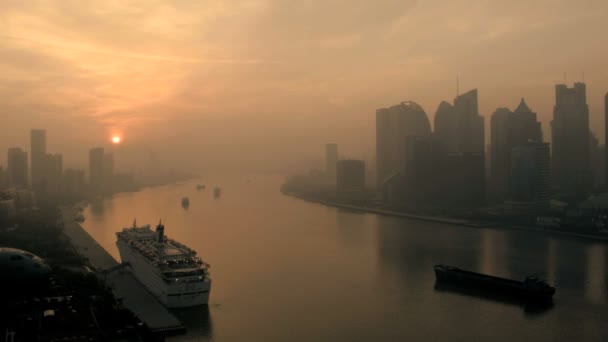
[156,221,165,243]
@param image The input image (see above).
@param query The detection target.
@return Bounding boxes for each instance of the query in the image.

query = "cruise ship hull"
[117,239,211,308]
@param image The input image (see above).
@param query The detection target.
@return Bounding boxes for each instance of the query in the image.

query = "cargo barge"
[434,264,555,302]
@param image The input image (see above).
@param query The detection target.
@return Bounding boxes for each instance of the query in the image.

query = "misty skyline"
[2,1,608,171]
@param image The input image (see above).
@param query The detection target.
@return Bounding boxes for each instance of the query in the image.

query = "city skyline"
[2,1,608,171]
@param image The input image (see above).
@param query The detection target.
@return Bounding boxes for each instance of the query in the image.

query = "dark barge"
[434,264,555,302]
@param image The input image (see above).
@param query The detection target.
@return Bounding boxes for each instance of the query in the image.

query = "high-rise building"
[89,147,105,192]
[434,89,485,207]
[384,136,438,208]
[490,99,542,200]
[336,159,365,193]
[376,101,431,194]
[45,153,63,195]
[504,142,551,217]
[435,89,484,154]
[63,169,85,198]
[605,92,608,186]
[442,152,486,208]
[551,83,590,197]
[0,166,7,189]
[589,133,603,188]
[30,129,47,187]
[7,148,28,188]
[325,144,338,182]
[104,153,114,188]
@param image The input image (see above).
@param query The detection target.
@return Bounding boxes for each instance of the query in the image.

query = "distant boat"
[181,197,190,209]
[196,184,206,191]
[213,187,221,199]
[74,214,85,222]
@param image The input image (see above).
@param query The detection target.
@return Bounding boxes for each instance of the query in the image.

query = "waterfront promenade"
[283,191,608,243]
[60,206,184,335]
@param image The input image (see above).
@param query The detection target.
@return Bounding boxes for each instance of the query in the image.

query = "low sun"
[112,136,121,144]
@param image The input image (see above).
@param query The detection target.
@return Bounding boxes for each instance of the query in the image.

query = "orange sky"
[1,0,608,171]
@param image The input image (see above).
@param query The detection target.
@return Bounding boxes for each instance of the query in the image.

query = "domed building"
[0,247,51,282]
[376,101,431,193]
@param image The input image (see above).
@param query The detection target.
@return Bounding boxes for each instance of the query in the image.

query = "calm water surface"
[81,174,608,341]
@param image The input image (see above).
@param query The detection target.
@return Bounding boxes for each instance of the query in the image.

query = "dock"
[102,265,185,335]
[61,206,185,335]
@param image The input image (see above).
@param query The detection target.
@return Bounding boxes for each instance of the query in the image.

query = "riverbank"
[61,206,119,270]
[283,191,608,243]
[60,205,185,335]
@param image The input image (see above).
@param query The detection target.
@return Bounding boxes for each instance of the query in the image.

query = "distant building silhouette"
[490,99,542,200]
[0,166,7,189]
[30,129,46,188]
[443,152,486,208]
[384,136,438,208]
[589,133,603,188]
[504,142,550,217]
[89,147,105,193]
[45,153,63,196]
[325,144,338,183]
[551,83,590,197]
[7,148,28,188]
[104,153,114,188]
[605,92,608,186]
[434,89,484,154]
[63,169,85,198]
[376,101,431,195]
[434,89,485,207]
[336,159,365,193]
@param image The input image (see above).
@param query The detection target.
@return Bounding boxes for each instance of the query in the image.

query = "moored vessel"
[116,221,211,308]
[434,264,555,301]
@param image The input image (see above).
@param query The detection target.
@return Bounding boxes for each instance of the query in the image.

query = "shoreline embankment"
[282,191,608,243]
[60,205,185,335]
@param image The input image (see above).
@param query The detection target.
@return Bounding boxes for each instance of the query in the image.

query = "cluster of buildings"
[0,129,129,214]
[326,83,608,219]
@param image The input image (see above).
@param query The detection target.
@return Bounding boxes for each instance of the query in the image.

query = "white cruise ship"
[116,221,211,308]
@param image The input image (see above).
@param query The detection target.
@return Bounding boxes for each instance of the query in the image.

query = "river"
[80,174,608,341]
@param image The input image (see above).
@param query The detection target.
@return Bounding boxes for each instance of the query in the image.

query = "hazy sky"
[2,0,608,171]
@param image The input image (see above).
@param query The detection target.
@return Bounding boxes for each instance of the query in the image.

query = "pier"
[61,206,185,335]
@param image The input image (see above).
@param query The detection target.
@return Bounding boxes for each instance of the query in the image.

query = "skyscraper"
[30,129,46,187]
[605,92,608,186]
[104,153,114,188]
[504,142,551,217]
[435,89,485,154]
[63,169,85,198]
[490,99,542,200]
[384,136,438,207]
[376,101,431,194]
[434,89,486,206]
[89,147,105,193]
[336,159,365,193]
[589,133,602,188]
[45,153,63,195]
[490,107,511,199]
[0,166,6,189]
[325,144,338,182]
[7,148,28,188]
[551,83,590,197]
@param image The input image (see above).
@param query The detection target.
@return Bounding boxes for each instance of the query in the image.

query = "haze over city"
[4,1,608,341]
[2,0,608,172]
